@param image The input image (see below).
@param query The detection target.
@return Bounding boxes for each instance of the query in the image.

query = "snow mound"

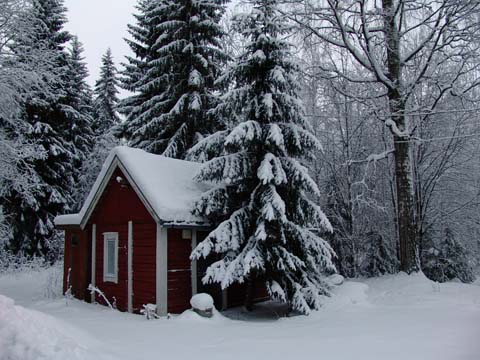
[322,281,371,310]
[190,293,214,311]
[176,308,227,323]
[327,274,345,286]
[0,295,109,360]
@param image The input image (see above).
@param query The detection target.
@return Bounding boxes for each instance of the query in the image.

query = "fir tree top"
[32,0,71,51]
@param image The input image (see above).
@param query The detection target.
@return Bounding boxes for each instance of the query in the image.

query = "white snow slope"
[0,267,479,360]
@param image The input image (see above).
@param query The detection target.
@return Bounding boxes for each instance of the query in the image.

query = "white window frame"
[103,232,119,283]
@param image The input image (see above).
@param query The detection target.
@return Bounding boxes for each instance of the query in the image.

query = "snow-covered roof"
[55,146,210,228]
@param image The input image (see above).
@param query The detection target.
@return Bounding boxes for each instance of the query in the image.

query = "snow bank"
[0,295,109,360]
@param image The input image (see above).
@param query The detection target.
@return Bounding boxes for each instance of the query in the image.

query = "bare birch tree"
[283,0,480,272]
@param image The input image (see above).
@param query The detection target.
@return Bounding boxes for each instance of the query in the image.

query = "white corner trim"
[127,221,133,313]
[156,224,168,316]
[91,224,96,303]
[191,230,197,296]
[103,232,119,283]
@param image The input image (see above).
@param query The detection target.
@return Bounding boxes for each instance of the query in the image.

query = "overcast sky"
[64,0,137,91]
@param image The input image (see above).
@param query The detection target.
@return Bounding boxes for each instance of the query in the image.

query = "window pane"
[107,240,115,275]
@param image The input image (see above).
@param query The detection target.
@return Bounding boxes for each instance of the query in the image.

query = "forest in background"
[0,0,479,313]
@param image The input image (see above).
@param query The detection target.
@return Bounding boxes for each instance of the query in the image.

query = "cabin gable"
[88,167,156,312]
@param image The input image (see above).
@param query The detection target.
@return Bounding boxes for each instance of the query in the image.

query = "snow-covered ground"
[1,267,479,360]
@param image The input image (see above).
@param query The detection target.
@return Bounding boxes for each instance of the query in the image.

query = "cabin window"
[182,229,192,240]
[103,232,118,283]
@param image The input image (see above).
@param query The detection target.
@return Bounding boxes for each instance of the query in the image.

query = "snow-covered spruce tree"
[73,47,121,208]
[359,233,398,277]
[64,36,96,210]
[119,0,228,158]
[118,0,172,150]
[65,36,95,162]
[93,48,120,136]
[1,0,76,260]
[191,0,336,314]
[422,228,475,283]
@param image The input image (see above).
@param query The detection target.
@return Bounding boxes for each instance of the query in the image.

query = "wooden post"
[156,224,168,316]
[191,230,197,296]
[91,224,96,303]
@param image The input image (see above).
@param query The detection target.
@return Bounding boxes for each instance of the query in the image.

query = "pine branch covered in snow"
[192,0,336,315]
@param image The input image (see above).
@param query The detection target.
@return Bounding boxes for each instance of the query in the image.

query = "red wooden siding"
[167,229,192,313]
[132,222,156,311]
[89,168,156,312]
[63,227,90,301]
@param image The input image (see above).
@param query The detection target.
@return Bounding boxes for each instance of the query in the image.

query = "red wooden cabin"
[55,146,265,315]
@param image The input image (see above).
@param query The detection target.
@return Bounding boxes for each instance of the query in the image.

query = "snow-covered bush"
[0,251,47,275]
[140,304,159,320]
[44,263,63,299]
[87,284,116,310]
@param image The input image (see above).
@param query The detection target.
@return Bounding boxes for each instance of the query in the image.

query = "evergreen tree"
[93,48,120,135]
[1,0,76,259]
[117,0,169,150]
[65,36,95,162]
[359,233,398,277]
[422,228,475,283]
[191,0,336,314]
[119,0,228,158]
[65,36,96,210]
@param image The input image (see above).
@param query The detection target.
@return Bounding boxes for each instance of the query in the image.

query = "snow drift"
[0,295,110,360]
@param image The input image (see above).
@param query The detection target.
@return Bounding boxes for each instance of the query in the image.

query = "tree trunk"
[383,0,419,273]
[393,134,418,272]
